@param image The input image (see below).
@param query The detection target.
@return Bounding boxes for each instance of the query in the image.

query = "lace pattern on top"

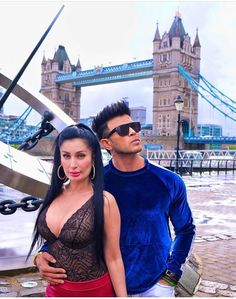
[38,197,107,281]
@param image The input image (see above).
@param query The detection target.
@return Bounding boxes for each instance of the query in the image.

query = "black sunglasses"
[106,122,141,138]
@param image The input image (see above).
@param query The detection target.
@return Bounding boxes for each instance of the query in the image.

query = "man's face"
[104,114,142,155]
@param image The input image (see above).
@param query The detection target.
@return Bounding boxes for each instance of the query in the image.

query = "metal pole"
[0,5,65,110]
[176,111,181,173]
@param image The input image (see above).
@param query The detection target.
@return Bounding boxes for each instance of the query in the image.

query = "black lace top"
[37,197,107,282]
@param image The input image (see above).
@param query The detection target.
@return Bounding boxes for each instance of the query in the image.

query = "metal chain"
[18,111,54,151]
[0,196,44,215]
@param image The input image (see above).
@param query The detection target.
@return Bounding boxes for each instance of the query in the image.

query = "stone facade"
[152,12,201,144]
[40,45,81,123]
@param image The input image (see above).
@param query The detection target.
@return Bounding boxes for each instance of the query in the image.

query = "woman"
[28,124,127,297]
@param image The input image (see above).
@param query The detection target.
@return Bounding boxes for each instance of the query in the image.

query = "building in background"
[197,124,222,137]
[141,123,153,136]
[130,106,146,125]
[152,12,201,138]
[40,45,81,122]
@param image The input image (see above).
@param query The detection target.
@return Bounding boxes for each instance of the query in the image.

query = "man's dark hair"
[92,100,130,140]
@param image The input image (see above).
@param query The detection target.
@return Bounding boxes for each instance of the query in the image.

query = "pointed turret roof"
[153,22,161,41]
[76,57,81,70]
[53,45,70,70]
[168,12,186,41]
[193,28,201,47]
[41,54,46,65]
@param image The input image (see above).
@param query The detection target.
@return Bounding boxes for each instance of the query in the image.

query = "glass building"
[197,124,222,137]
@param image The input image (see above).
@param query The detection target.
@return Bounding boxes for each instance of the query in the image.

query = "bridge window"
[166,114,170,128]
[158,115,162,128]
[163,41,168,48]
[162,116,166,129]
[160,54,169,62]
[64,94,71,115]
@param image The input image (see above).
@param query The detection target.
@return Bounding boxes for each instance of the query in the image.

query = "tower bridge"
[1,13,236,149]
[40,12,202,143]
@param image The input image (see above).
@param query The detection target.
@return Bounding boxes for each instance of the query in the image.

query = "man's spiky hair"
[92,100,130,140]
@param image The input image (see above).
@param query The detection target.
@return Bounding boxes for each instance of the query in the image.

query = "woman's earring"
[90,165,96,181]
[57,165,66,180]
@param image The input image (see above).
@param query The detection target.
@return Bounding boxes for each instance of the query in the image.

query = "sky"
[1,0,236,136]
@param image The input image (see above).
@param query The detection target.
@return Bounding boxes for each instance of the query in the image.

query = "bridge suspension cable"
[178,65,236,122]
[6,106,32,137]
[0,106,33,141]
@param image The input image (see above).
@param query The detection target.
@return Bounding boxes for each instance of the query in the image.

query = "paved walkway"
[0,234,236,297]
[193,235,236,297]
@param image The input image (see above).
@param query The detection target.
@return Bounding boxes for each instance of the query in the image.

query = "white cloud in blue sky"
[1,0,236,135]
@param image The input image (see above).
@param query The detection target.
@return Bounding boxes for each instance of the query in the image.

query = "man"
[35,100,195,297]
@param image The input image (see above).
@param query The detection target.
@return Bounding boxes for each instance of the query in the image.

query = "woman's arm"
[103,191,127,297]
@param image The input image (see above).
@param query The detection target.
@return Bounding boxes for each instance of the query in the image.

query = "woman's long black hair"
[27,123,105,261]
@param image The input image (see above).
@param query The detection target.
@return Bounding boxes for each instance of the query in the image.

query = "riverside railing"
[150,158,236,176]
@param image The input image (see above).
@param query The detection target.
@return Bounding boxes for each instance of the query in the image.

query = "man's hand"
[35,252,67,285]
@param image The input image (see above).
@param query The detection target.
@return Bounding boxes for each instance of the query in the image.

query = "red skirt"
[45,272,115,297]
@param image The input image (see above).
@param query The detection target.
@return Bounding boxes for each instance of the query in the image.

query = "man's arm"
[34,243,67,285]
[168,176,196,278]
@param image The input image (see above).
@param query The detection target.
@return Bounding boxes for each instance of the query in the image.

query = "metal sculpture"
[0,5,75,198]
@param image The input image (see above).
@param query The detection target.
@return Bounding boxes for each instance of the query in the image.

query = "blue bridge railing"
[184,136,236,144]
[55,59,154,85]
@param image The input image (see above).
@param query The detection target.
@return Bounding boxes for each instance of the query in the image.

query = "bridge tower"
[152,12,201,147]
[40,45,81,123]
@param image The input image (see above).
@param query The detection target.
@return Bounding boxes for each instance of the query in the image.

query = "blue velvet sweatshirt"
[104,158,195,294]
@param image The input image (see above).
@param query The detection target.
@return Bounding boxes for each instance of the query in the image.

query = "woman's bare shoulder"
[103,191,119,212]
[103,190,116,203]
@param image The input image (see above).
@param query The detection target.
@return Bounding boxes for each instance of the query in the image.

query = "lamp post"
[174,95,184,173]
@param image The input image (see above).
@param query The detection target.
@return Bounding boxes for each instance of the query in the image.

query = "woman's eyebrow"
[61,150,87,154]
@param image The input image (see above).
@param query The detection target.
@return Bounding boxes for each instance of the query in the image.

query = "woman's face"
[60,138,93,182]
